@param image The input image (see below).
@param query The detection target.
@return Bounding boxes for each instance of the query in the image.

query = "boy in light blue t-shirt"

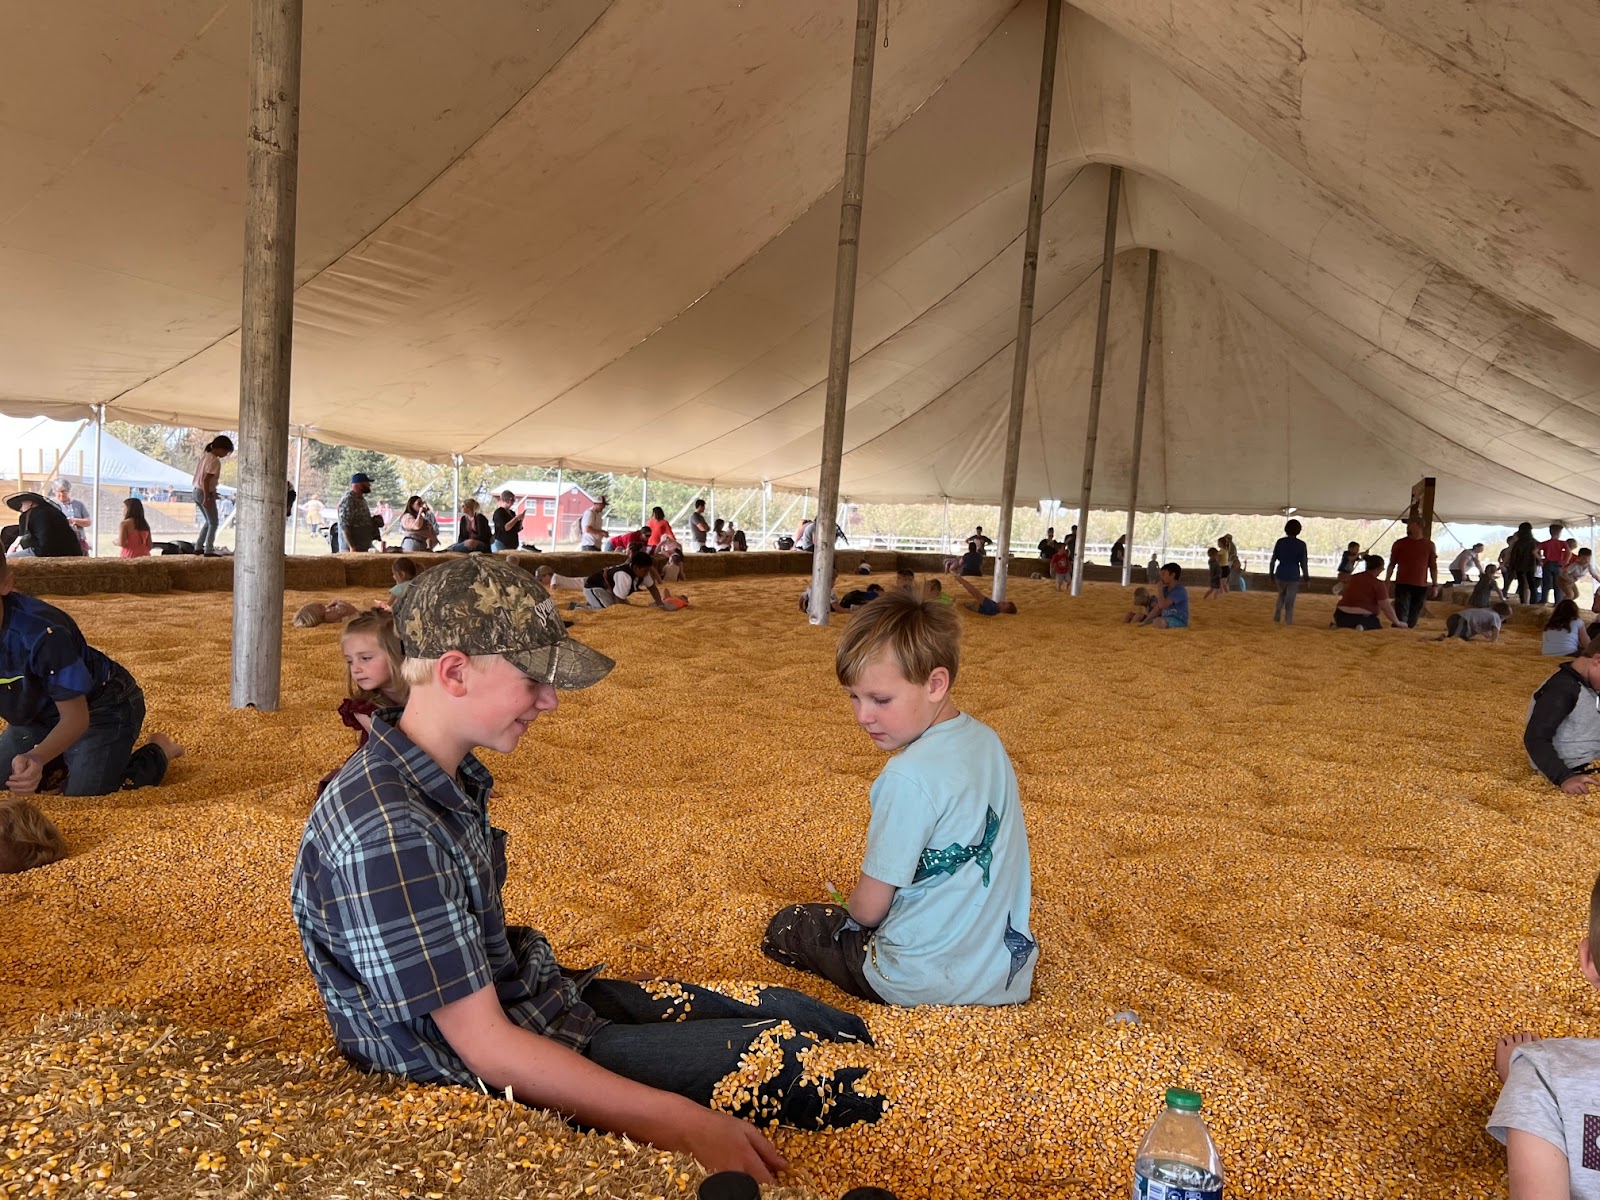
[762,592,1036,1006]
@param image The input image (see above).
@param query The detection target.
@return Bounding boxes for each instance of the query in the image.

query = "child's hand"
[7,753,42,795]
[1561,775,1591,795]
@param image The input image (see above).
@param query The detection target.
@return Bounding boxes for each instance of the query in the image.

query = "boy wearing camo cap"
[291,556,881,1182]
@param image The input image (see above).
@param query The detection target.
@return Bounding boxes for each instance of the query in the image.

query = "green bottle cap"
[1166,1087,1202,1112]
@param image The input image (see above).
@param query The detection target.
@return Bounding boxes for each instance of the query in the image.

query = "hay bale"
[9,557,176,597]
[282,557,347,591]
[164,556,235,592]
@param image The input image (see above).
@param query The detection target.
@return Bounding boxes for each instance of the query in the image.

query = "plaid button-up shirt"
[291,712,605,1085]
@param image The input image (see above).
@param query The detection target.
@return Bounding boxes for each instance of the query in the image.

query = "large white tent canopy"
[2,0,1599,520]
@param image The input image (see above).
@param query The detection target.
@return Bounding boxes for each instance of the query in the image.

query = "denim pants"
[0,664,167,796]
[194,496,220,554]
[1540,562,1562,604]
[579,978,883,1130]
[761,903,885,1003]
[1272,580,1301,624]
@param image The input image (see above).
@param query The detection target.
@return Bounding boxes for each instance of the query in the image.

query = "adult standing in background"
[1269,520,1311,625]
[1037,527,1060,561]
[646,506,676,551]
[337,472,378,554]
[580,495,608,550]
[1384,518,1438,628]
[304,495,324,536]
[191,435,233,557]
[51,480,90,555]
[1504,522,1540,605]
[689,498,712,553]
[1109,534,1126,569]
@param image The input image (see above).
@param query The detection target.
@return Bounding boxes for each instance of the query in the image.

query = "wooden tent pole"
[992,0,1061,603]
[230,0,303,709]
[810,0,880,625]
[1069,165,1122,597]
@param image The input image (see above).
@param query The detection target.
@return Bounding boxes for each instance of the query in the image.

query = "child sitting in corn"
[1489,868,1600,1195]
[762,591,1036,1006]
[292,556,882,1184]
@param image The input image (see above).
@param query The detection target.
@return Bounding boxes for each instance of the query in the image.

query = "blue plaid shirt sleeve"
[323,808,495,1022]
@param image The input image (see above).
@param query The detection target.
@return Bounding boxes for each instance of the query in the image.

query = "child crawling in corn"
[763,591,1037,1006]
[1490,868,1600,1198]
[291,556,881,1184]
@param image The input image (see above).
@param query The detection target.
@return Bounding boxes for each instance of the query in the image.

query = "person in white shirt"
[580,496,608,550]
[1449,543,1484,585]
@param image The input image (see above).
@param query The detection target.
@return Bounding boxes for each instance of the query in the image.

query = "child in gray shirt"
[1488,869,1600,1196]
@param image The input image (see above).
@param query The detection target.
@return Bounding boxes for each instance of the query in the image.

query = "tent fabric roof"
[0,416,228,493]
[1,1,1598,521]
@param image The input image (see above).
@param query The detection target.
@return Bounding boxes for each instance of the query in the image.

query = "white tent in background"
[0,416,230,495]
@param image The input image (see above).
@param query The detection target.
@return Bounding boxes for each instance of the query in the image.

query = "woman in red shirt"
[645,506,676,550]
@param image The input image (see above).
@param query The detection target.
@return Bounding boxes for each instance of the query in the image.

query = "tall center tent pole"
[992,0,1061,603]
[452,454,462,526]
[809,0,880,625]
[92,405,105,557]
[1069,165,1122,597]
[1120,249,1158,586]
[641,468,650,525]
[761,482,770,548]
[231,0,303,710]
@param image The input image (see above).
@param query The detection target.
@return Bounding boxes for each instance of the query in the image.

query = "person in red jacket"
[1537,523,1572,605]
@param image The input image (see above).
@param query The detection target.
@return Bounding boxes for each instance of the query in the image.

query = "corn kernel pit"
[1,574,1590,1199]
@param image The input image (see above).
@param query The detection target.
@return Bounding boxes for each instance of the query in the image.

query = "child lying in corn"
[291,556,881,1185]
[762,591,1037,1005]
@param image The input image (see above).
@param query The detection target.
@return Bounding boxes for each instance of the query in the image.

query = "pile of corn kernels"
[4,573,1598,1199]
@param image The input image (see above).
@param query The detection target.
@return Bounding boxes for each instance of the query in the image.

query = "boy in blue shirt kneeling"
[763,592,1036,1006]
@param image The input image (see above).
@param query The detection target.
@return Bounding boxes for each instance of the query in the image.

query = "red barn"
[488,480,599,547]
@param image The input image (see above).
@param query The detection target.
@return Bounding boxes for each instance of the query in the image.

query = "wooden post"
[809,0,879,625]
[1069,165,1122,597]
[992,0,1061,603]
[1120,249,1158,586]
[230,0,303,709]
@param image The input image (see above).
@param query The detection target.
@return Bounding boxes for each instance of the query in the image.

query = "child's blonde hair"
[1133,587,1151,606]
[341,610,405,703]
[835,591,960,687]
[0,799,67,874]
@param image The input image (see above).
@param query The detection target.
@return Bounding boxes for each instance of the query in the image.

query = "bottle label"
[1135,1178,1222,1200]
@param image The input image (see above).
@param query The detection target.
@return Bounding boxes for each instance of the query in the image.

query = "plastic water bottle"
[1132,1087,1224,1199]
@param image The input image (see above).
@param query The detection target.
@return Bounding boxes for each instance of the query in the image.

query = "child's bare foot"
[149,733,185,762]
[1495,1031,1538,1082]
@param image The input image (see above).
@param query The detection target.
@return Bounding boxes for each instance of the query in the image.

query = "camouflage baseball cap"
[392,555,614,690]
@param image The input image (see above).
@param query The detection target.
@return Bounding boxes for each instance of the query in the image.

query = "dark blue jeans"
[0,664,168,796]
[1539,562,1562,604]
[579,978,883,1130]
